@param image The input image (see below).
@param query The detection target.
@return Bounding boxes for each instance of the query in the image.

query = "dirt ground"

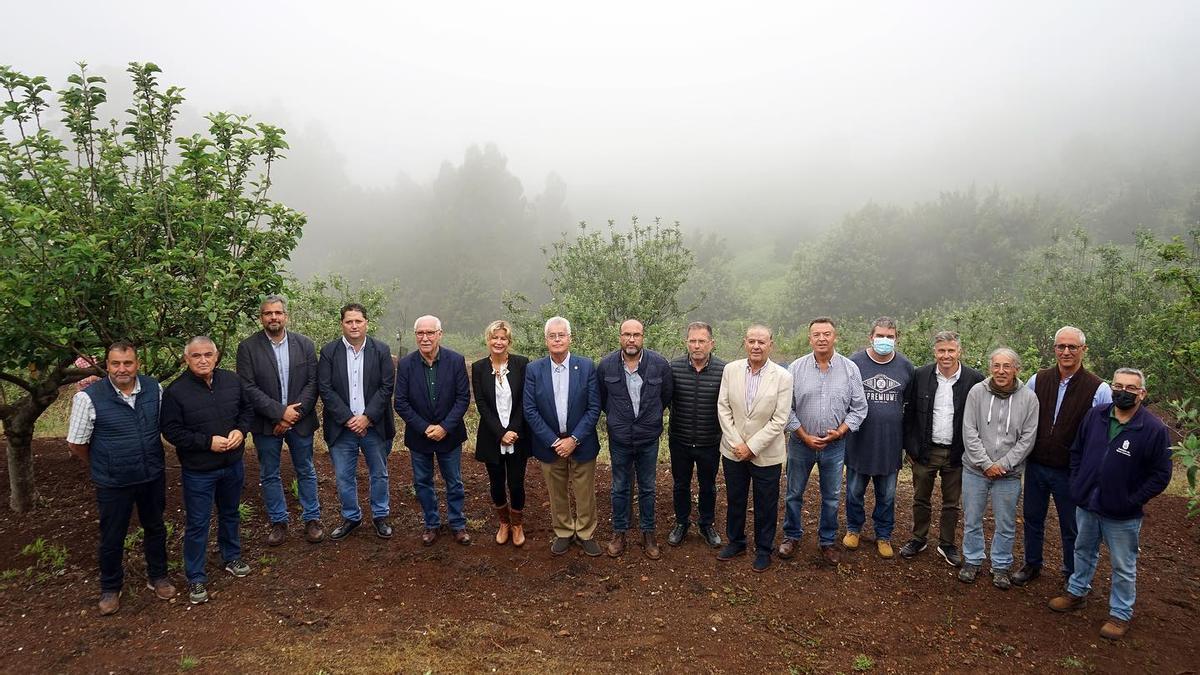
[1,438,1197,674]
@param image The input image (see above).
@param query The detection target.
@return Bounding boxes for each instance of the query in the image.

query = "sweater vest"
[1029,366,1101,468]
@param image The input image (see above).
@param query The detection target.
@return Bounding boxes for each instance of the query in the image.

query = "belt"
[931,442,952,449]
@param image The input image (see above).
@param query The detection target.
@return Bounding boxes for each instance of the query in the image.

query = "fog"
[8,1,1200,324]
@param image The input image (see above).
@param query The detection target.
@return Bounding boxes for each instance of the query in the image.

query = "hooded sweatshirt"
[961,377,1040,477]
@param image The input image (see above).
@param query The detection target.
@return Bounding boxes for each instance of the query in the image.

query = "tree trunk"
[3,388,59,513]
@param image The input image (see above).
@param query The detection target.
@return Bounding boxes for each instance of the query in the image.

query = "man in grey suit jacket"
[236,295,324,545]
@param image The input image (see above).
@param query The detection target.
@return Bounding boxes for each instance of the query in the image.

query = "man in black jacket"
[161,336,254,605]
[900,330,984,566]
[667,321,726,548]
[236,295,324,546]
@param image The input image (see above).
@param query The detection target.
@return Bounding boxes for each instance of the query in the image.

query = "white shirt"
[551,353,571,434]
[493,362,514,454]
[343,337,367,416]
[932,364,961,445]
[66,377,161,444]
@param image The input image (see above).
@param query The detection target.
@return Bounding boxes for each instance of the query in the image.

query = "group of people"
[67,298,1174,642]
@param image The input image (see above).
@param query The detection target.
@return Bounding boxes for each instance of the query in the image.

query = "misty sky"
[9,1,1200,230]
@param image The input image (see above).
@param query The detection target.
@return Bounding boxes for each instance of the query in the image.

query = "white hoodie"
[961,377,1039,477]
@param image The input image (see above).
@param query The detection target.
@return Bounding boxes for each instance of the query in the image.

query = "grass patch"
[179,655,199,671]
[852,654,874,672]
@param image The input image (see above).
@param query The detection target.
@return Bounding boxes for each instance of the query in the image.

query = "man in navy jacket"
[394,315,472,546]
[318,303,396,541]
[597,319,673,559]
[1049,367,1173,641]
[523,316,603,556]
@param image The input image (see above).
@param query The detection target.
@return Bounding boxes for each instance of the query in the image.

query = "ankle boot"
[495,504,511,545]
[509,508,525,547]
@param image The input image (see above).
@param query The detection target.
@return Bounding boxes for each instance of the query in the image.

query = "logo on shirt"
[1115,439,1131,457]
[863,373,904,403]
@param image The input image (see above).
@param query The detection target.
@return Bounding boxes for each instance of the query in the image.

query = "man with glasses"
[1013,327,1112,587]
[598,319,673,559]
[1049,368,1172,640]
[394,315,473,546]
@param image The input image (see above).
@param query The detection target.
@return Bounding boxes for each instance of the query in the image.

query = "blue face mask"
[872,337,895,355]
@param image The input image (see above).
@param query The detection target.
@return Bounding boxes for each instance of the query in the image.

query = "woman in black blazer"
[471,320,531,546]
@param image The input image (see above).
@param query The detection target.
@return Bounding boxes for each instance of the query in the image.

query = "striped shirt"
[785,352,869,435]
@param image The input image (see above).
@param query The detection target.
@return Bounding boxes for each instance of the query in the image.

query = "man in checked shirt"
[778,317,869,566]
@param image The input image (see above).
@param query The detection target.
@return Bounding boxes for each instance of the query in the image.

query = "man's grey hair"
[988,346,1021,372]
[414,315,443,332]
[746,323,773,339]
[1054,325,1086,345]
[261,294,288,312]
[870,316,898,333]
[184,335,217,353]
[932,330,960,348]
[1113,367,1146,388]
[544,316,571,336]
[686,321,713,338]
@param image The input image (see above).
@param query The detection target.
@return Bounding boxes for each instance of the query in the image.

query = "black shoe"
[1012,564,1041,586]
[716,543,746,561]
[577,537,603,557]
[373,517,393,539]
[699,525,722,548]
[936,544,963,568]
[752,552,772,573]
[667,522,689,547]
[330,519,361,541]
[899,539,927,559]
[224,558,251,578]
[550,536,571,556]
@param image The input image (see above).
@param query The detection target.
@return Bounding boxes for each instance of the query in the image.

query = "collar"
[551,352,571,370]
[936,364,962,382]
[421,349,441,367]
[107,375,143,397]
[267,330,288,347]
[623,351,643,375]
[342,336,367,354]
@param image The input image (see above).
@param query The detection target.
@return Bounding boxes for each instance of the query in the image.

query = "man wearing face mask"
[1013,326,1112,587]
[1049,368,1172,641]
[844,318,914,559]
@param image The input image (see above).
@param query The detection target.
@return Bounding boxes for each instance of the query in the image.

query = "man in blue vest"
[67,341,173,615]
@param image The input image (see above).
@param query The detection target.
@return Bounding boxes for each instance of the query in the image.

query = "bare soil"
[1,438,1197,674]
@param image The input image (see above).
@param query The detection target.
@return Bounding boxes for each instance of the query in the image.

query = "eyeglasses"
[415,330,440,338]
[546,332,569,341]
[1111,384,1143,393]
[1053,344,1083,352]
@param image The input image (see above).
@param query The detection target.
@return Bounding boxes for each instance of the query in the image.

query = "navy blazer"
[317,336,396,446]
[235,330,320,436]
[522,353,601,463]
[597,348,674,447]
[393,348,470,454]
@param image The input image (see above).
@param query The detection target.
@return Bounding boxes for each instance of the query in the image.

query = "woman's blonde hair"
[484,320,514,347]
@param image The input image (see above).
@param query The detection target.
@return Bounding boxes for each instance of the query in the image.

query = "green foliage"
[179,655,199,671]
[238,502,253,523]
[290,477,300,501]
[20,537,68,580]
[0,63,303,510]
[852,654,874,672]
[1167,398,1200,517]
[124,527,144,552]
[234,273,396,349]
[506,217,699,358]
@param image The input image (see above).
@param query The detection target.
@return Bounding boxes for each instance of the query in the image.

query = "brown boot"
[642,531,661,560]
[509,508,526,547]
[607,531,627,557]
[495,504,511,545]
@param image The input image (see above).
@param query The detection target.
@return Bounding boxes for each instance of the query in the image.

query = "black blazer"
[235,330,320,436]
[317,336,396,446]
[471,354,531,463]
[903,362,985,466]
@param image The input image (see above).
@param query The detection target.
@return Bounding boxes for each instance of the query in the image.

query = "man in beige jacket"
[715,324,794,572]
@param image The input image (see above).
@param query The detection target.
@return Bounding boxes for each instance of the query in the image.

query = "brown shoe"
[453,529,472,545]
[421,528,439,546]
[1100,617,1129,640]
[821,544,840,566]
[304,520,325,543]
[267,522,287,547]
[98,590,121,616]
[642,531,661,560]
[509,509,526,547]
[1048,593,1087,613]
[777,537,797,559]
[495,504,511,545]
[147,578,176,600]
[607,531,627,558]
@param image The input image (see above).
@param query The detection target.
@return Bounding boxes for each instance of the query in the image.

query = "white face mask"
[872,337,895,355]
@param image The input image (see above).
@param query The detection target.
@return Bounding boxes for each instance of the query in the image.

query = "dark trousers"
[96,473,168,591]
[1022,461,1076,574]
[669,439,720,527]
[181,462,244,584]
[485,453,528,511]
[911,444,962,548]
[723,457,781,557]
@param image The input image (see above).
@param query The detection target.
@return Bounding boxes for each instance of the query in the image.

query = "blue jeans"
[328,428,391,521]
[961,469,1022,570]
[1022,461,1076,574]
[1067,508,1142,621]
[782,436,845,546]
[610,441,660,532]
[254,430,320,523]
[845,468,898,541]
[410,446,466,530]
[181,462,244,584]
